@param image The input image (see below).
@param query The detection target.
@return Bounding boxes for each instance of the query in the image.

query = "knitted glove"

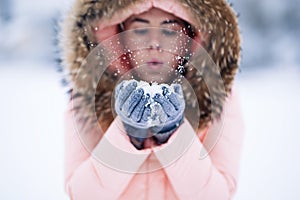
[115,80,152,149]
[151,84,185,144]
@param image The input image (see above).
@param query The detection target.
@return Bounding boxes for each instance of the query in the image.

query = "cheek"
[94,25,119,42]
[121,35,133,49]
[163,38,191,54]
[127,51,146,67]
[170,57,179,68]
[158,54,177,68]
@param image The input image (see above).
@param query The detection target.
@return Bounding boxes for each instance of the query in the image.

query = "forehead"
[125,8,181,24]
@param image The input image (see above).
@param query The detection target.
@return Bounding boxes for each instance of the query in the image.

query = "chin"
[145,76,173,84]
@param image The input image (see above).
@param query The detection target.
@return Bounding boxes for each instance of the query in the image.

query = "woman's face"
[121,8,192,83]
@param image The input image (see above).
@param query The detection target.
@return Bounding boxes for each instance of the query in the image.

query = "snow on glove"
[151,84,185,144]
[115,80,152,150]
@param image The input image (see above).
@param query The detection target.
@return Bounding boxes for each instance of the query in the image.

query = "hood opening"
[60,0,241,137]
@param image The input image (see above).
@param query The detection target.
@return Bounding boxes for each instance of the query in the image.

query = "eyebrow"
[130,18,150,24]
[161,20,180,25]
[129,18,181,25]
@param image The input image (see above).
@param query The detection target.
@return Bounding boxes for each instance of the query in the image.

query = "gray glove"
[115,80,185,148]
[151,84,185,144]
[114,80,151,149]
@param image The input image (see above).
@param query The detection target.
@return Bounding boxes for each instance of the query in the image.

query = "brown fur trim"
[59,0,241,134]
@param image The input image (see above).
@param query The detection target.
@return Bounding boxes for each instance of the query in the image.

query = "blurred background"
[0,0,299,199]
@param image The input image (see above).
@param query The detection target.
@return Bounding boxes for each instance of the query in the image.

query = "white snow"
[120,80,174,125]
[234,64,300,200]
[135,80,174,98]
[0,61,69,200]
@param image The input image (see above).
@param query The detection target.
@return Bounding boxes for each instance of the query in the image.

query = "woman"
[61,0,244,199]
[119,8,195,84]
[114,8,198,149]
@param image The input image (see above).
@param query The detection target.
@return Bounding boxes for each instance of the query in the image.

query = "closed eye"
[133,28,148,35]
[161,29,177,36]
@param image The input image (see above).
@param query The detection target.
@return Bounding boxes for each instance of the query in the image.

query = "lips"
[146,59,163,70]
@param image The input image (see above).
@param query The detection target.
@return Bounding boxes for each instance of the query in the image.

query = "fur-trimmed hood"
[60,0,241,135]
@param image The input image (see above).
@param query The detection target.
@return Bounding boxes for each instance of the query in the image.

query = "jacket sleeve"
[64,106,151,200]
[153,87,244,200]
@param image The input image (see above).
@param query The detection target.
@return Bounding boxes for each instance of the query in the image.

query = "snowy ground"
[235,65,300,200]
[1,0,300,199]
[0,61,69,200]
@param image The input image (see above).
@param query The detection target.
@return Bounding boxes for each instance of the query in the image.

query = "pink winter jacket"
[64,86,244,200]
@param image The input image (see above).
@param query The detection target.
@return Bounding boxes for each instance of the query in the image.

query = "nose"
[148,30,161,50]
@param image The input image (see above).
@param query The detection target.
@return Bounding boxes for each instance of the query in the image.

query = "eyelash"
[133,28,177,36]
[161,29,177,36]
[133,29,148,35]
